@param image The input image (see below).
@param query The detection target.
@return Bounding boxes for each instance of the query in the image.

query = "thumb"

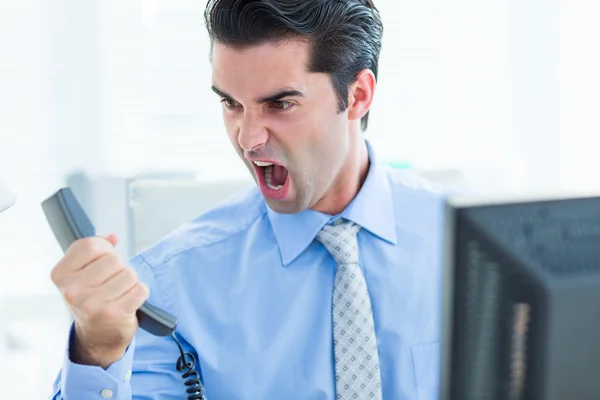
[104,233,119,247]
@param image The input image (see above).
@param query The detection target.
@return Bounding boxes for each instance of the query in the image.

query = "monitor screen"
[440,193,600,400]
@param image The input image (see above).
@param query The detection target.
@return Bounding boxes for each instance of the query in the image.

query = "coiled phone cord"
[171,332,207,400]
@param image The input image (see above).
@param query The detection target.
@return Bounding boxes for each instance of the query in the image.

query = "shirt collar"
[267,140,398,266]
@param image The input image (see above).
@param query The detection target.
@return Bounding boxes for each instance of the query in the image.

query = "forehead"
[211,40,312,95]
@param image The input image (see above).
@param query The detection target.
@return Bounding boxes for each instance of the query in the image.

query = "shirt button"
[124,370,132,382]
[101,389,114,399]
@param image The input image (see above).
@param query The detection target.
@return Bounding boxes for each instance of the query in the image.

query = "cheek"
[309,110,345,152]
[274,111,327,151]
[269,113,305,138]
[223,113,240,147]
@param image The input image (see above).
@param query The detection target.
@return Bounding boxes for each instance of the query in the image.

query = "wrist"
[70,326,128,369]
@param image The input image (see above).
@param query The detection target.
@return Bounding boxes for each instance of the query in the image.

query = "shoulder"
[137,186,267,267]
[384,165,456,201]
[381,165,459,233]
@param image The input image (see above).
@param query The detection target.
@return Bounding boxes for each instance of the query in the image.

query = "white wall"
[556,0,600,191]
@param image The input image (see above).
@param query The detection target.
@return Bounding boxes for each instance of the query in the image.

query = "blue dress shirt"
[51,141,449,400]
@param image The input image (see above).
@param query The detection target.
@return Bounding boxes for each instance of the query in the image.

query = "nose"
[238,113,268,152]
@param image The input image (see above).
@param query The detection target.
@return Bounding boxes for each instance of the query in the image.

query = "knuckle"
[77,237,105,257]
[50,266,61,285]
[51,256,71,285]
[62,287,80,305]
[105,252,124,270]
[122,268,138,284]
[122,285,148,313]
[138,283,150,300]
[129,283,148,302]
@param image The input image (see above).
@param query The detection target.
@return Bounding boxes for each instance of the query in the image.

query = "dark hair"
[204,0,384,131]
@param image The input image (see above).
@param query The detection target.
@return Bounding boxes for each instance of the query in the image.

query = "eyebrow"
[211,85,231,99]
[211,85,304,104]
[257,90,304,103]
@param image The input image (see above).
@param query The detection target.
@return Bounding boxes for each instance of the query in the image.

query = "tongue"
[272,165,288,186]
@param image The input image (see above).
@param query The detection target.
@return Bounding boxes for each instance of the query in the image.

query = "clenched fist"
[51,234,149,369]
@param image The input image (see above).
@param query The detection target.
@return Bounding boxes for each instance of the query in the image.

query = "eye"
[270,101,294,110]
[221,98,240,109]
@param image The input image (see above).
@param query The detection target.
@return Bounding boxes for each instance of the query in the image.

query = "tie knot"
[316,220,361,265]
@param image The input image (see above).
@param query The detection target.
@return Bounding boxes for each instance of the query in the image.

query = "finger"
[65,252,125,290]
[92,267,139,302]
[104,233,119,247]
[53,237,114,279]
[113,282,150,315]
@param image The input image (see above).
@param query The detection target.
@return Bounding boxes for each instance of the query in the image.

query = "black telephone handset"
[42,187,177,336]
[42,187,206,399]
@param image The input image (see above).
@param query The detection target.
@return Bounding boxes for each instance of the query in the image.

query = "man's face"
[211,40,351,214]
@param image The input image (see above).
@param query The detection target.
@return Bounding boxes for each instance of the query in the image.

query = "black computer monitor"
[440,194,600,400]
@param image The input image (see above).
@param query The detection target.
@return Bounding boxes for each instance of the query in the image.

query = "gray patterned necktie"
[316,219,383,400]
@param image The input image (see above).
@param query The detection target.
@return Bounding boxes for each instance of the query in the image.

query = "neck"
[311,134,370,216]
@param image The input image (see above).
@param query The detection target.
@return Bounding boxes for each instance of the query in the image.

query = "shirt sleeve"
[50,254,190,399]
[50,325,135,400]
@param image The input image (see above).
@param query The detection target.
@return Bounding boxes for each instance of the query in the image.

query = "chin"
[264,187,309,214]
[264,198,304,215]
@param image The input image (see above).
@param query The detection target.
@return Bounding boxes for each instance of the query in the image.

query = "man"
[51,0,448,398]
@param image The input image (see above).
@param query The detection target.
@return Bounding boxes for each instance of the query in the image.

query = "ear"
[347,69,376,123]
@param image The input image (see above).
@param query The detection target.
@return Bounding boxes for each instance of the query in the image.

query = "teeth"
[264,165,283,191]
[254,161,274,167]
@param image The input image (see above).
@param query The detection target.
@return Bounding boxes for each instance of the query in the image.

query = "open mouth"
[253,161,290,200]
[254,161,288,189]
